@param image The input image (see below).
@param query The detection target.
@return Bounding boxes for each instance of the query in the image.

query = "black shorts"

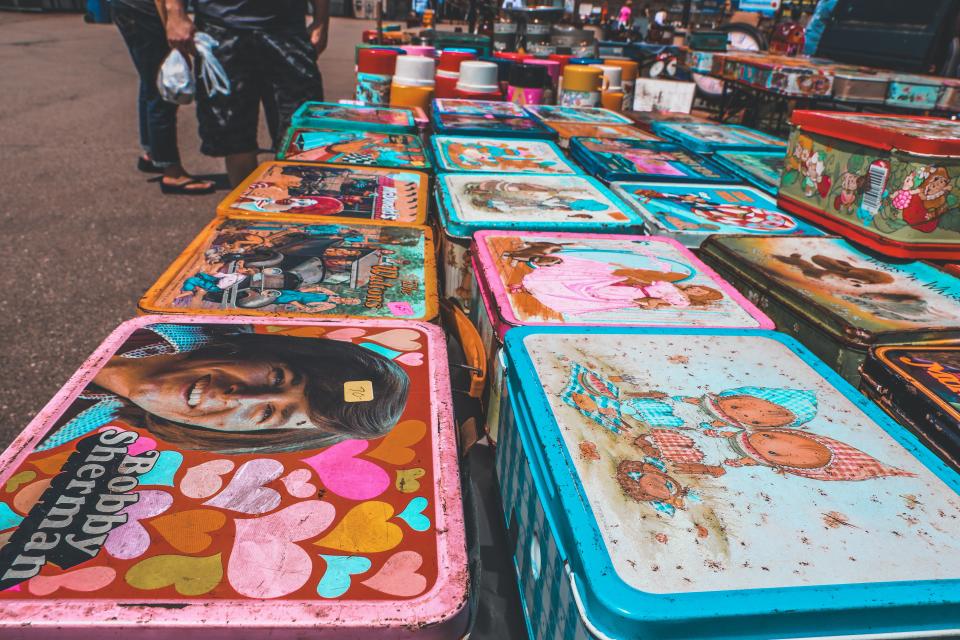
[195,21,324,157]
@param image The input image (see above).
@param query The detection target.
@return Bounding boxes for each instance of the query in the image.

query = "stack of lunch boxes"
[5,97,960,640]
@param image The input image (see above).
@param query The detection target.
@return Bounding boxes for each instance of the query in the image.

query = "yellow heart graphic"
[368,420,426,466]
[125,553,223,596]
[5,471,36,493]
[148,510,227,554]
[315,501,403,553]
[395,468,425,494]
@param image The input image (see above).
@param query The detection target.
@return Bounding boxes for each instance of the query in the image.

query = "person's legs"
[259,27,324,148]
[196,20,263,187]
[112,3,213,192]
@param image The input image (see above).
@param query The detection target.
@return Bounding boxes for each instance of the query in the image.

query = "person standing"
[113,0,215,194]
[162,0,329,186]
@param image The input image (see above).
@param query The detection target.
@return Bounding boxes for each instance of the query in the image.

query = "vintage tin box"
[938,78,960,112]
[0,316,468,638]
[570,138,734,183]
[778,111,960,259]
[469,232,773,443]
[712,149,785,195]
[433,99,528,118]
[523,105,633,125]
[277,128,431,172]
[544,122,657,149]
[433,113,555,140]
[651,122,787,154]
[496,326,960,639]
[700,234,960,384]
[612,181,823,248]
[886,74,943,110]
[434,173,641,311]
[430,136,579,175]
[832,67,891,104]
[685,49,715,74]
[290,101,417,133]
[216,162,429,224]
[139,215,438,322]
[766,63,833,98]
[861,343,960,471]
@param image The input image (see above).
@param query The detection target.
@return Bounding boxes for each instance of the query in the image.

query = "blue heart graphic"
[317,555,371,598]
[358,342,401,360]
[395,497,430,532]
[137,451,184,487]
[0,502,23,531]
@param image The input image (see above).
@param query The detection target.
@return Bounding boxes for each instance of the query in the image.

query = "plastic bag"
[157,32,231,105]
[157,49,194,105]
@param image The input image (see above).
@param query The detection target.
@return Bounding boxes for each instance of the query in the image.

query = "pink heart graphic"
[204,459,284,514]
[365,329,422,352]
[181,459,236,499]
[361,551,427,597]
[228,500,336,598]
[325,328,366,342]
[281,469,317,498]
[302,440,388,501]
[395,352,424,367]
[104,490,173,560]
[28,567,117,596]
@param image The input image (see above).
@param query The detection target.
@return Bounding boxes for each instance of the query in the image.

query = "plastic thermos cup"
[604,58,639,110]
[507,63,549,105]
[560,65,602,106]
[455,60,502,99]
[390,55,436,110]
[356,48,400,105]
[593,64,624,111]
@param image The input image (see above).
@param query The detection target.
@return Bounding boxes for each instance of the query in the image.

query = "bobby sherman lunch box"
[139,215,438,322]
[216,162,429,224]
[861,343,960,471]
[469,231,773,444]
[496,325,960,639]
[779,110,960,260]
[434,173,642,312]
[277,128,432,172]
[569,138,735,183]
[699,234,960,385]
[611,181,824,248]
[0,316,468,638]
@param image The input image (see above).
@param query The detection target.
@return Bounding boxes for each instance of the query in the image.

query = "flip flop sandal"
[160,178,216,195]
[137,156,164,174]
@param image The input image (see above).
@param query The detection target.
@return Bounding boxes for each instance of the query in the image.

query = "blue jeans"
[113,2,181,166]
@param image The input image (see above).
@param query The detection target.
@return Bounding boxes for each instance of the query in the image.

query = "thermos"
[435,49,477,99]
[390,55,436,110]
[524,58,560,104]
[455,61,503,100]
[593,64,625,112]
[355,48,400,105]
[507,63,549,106]
[559,64,602,106]
[604,57,639,110]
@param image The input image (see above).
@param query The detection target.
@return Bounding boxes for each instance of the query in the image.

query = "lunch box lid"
[699,234,960,349]
[139,214,439,321]
[277,127,433,172]
[502,325,960,639]
[470,230,772,331]
[430,136,581,175]
[0,315,468,633]
[291,101,417,133]
[610,181,824,245]
[217,161,430,224]
[569,139,737,183]
[523,104,634,125]
[434,172,642,239]
[651,122,787,154]
[790,111,960,157]
[712,149,785,194]
[432,112,556,140]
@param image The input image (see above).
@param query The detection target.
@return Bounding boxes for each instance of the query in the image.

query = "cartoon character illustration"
[722,428,914,481]
[634,189,799,233]
[773,253,895,285]
[889,166,954,233]
[634,429,726,477]
[833,170,867,215]
[463,179,610,214]
[444,141,562,172]
[287,130,426,167]
[837,291,948,323]
[616,458,691,515]
[501,240,569,266]
[800,142,831,198]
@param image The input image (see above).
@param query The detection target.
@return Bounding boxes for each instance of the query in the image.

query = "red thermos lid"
[358,48,400,75]
[437,49,477,73]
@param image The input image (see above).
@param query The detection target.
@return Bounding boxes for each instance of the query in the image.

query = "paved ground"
[0,12,372,446]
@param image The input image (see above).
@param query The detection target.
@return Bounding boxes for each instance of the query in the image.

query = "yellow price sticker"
[343,380,374,403]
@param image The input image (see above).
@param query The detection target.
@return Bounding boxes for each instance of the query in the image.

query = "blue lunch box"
[569,138,736,183]
[652,122,787,154]
[496,326,960,639]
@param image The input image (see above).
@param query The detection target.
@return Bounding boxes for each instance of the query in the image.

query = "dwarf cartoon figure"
[889,166,953,233]
[801,147,831,199]
[833,170,866,215]
[616,458,691,516]
[722,428,915,481]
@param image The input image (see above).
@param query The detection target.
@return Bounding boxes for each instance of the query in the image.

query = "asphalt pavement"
[0,12,369,445]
